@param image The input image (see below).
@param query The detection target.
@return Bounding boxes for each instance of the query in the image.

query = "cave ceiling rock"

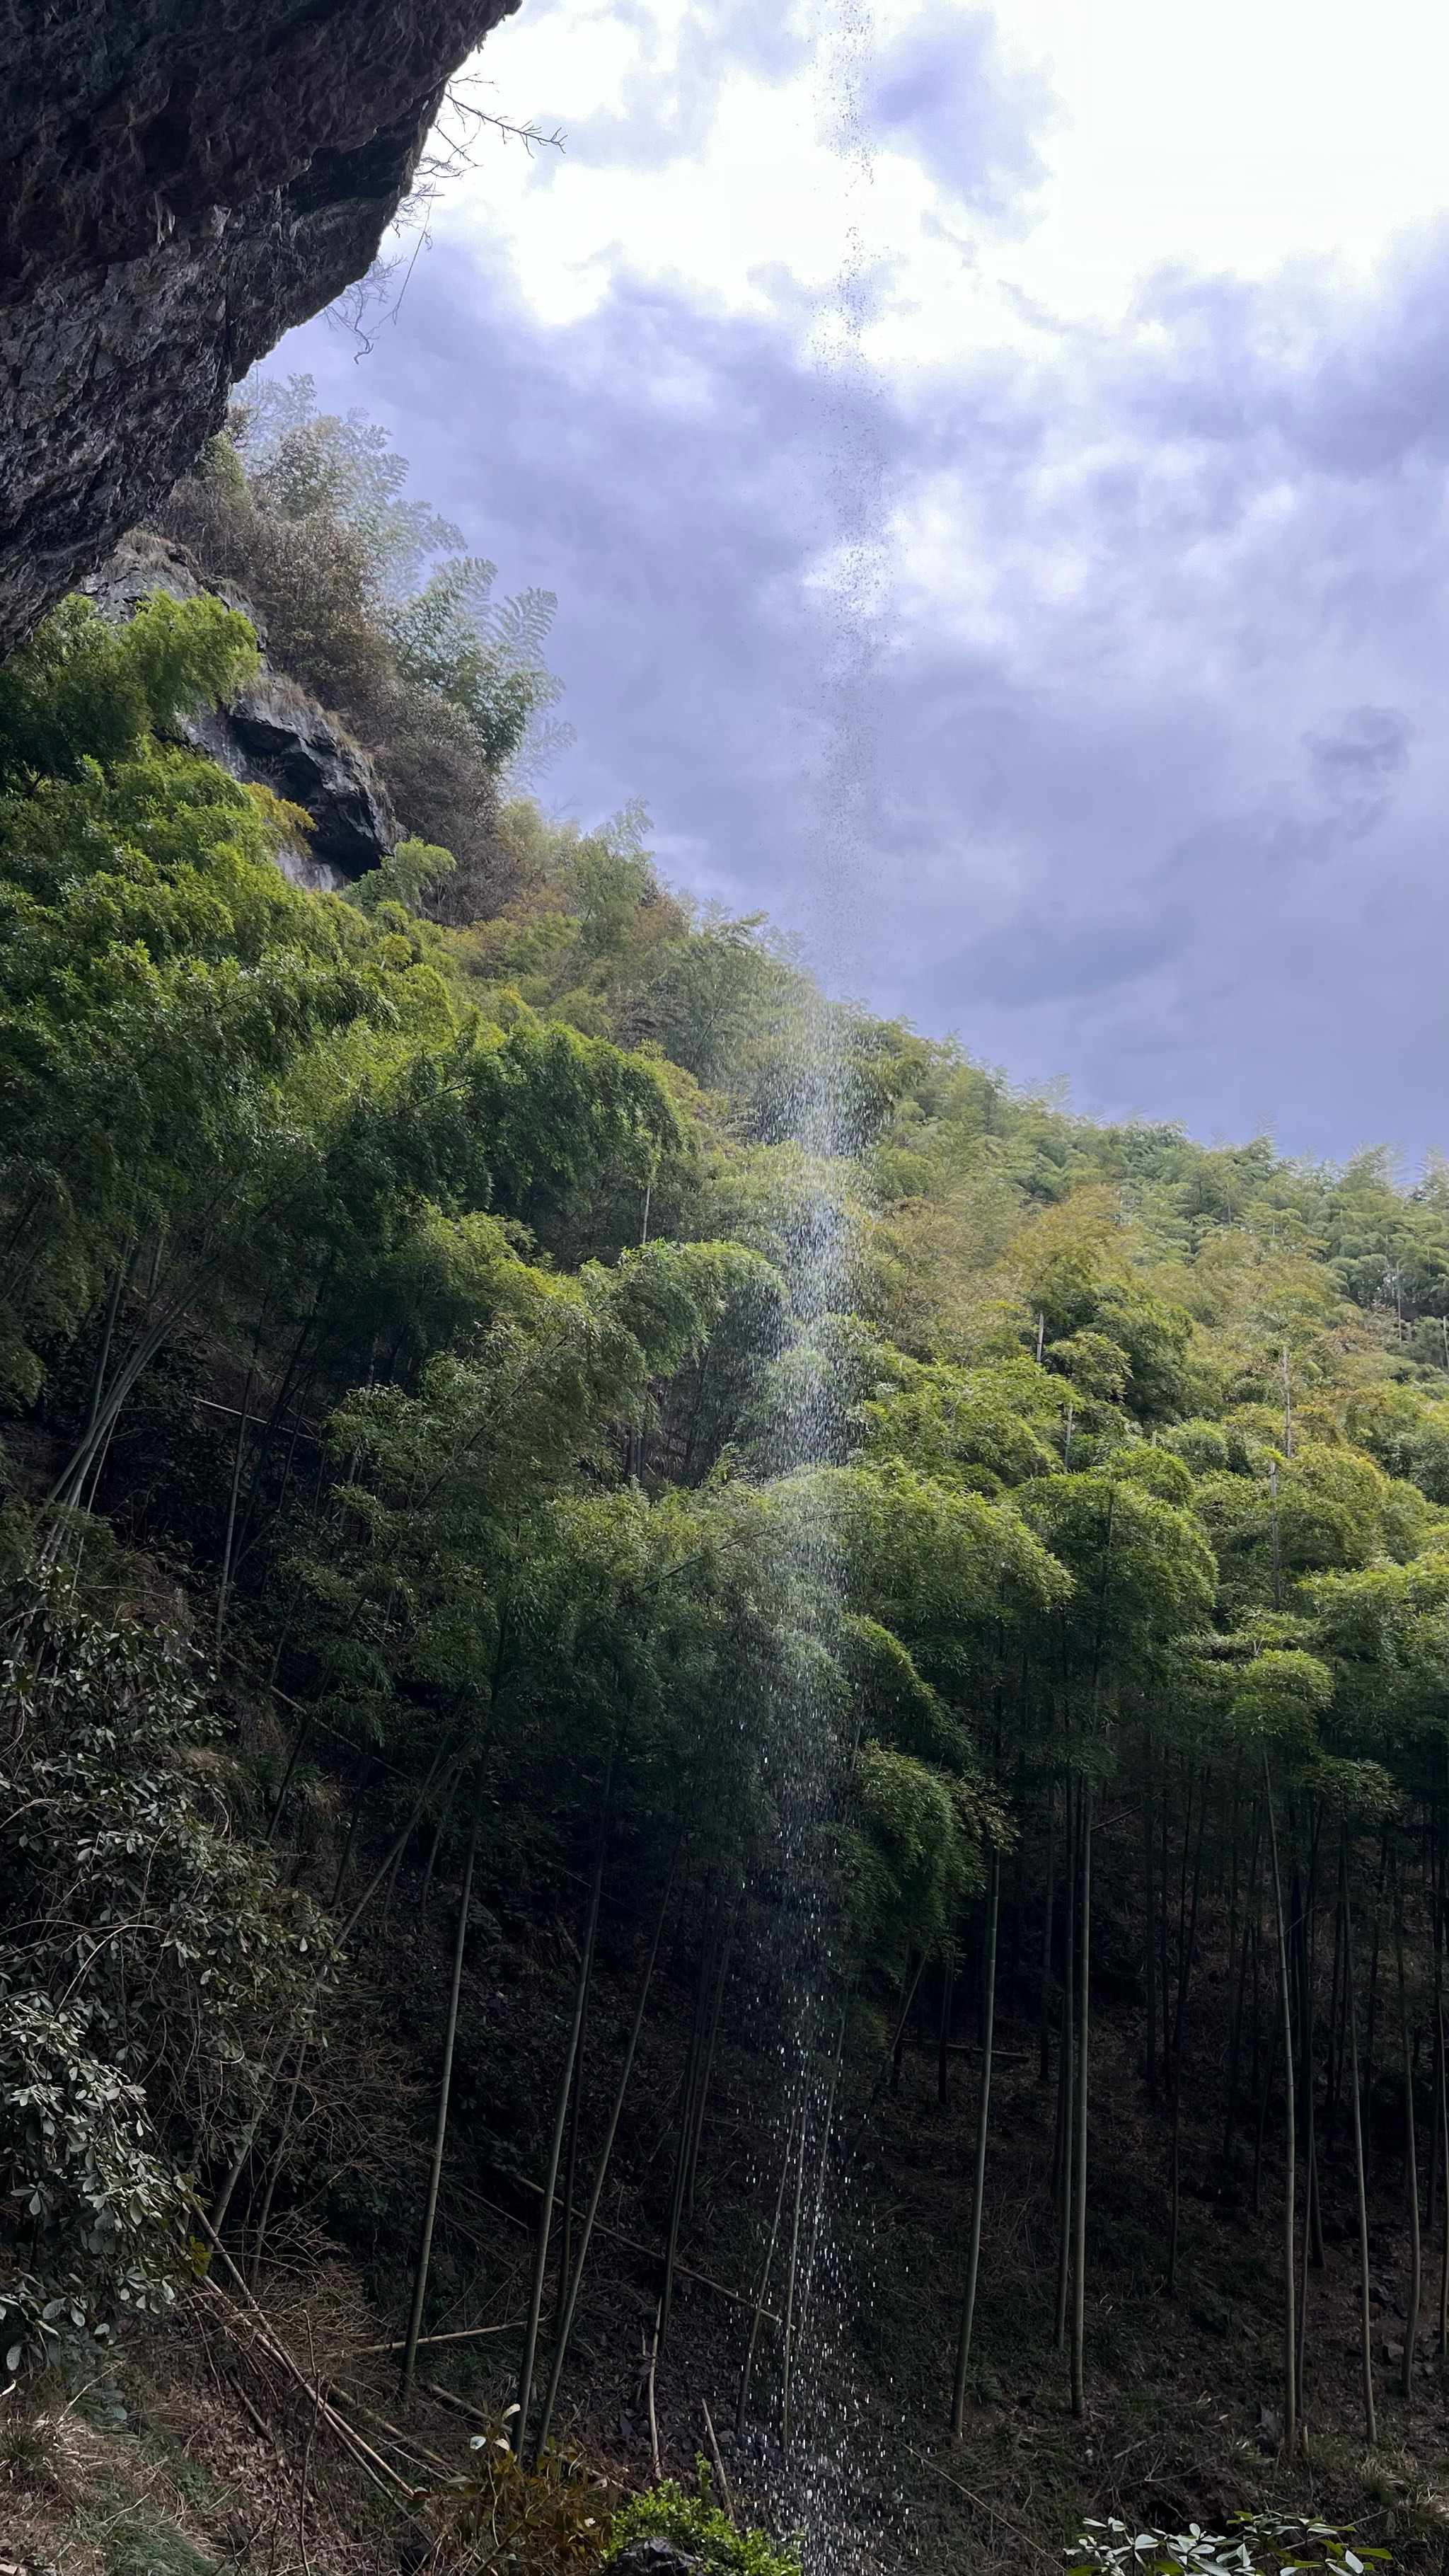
[0,0,520,655]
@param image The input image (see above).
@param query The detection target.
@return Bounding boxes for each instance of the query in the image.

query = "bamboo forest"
[8,393,1449,2576]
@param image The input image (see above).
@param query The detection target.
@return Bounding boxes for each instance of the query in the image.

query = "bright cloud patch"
[273,0,1449,1159]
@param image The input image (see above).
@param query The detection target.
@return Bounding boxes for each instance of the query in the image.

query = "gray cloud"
[1304,706,1414,837]
[865,8,1049,214]
[275,209,1449,1160]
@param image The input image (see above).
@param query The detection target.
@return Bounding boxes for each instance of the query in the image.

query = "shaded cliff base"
[14,1822,1449,2576]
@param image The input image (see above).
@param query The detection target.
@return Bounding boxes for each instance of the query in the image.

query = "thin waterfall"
[741,4,891,2563]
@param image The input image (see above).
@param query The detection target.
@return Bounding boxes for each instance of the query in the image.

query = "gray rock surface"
[202,675,398,879]
[608,2542,707,2576]
[0,0,519,655]
[81,529,398,884]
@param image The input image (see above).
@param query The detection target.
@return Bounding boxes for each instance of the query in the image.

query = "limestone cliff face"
[0,0,519,655]
[81,530,398,887]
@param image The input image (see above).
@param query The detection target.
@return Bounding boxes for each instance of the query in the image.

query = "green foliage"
[0,1568,318,2362]
[1068,2515,1391,2576]
[606,2466,801,2576]
[236,376,462,591]
[384,557,564,775]
[107,2513,221,2576]
[20,379,1449,2505]
[344,833,456,915]
[844,1740,983,1965]
[0,592,257,790]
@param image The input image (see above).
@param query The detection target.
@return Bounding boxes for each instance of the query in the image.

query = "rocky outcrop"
[205,677,398,880]
[0,0,519,656]
[81,529,397,886]
[608,2543,706,2576]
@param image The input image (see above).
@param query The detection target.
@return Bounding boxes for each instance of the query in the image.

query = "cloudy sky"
[273,0,1449,1162]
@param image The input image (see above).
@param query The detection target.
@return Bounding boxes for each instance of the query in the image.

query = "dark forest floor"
[12,1791,1449,2576]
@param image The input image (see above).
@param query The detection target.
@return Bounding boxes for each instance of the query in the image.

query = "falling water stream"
[744,8,896,2567]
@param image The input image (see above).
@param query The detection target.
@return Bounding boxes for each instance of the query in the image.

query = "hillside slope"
[6,403,1449,2576]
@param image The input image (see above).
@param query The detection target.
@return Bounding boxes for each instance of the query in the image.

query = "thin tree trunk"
[1326,1878,1345,2138]
[1427,1821,1443,2252]
[1159,1780,1173,2080]
[1053,1783,1077,2355]
[1295,1820,1322,2424]
[1170,1765,1196,2095]
[778,2096,809,2450]
[1365,1828,1388,2178]
[419,1762,465,1915]
[1225,1807,1262,2163]
[81,1248,132,1457]
[1008,1795,1025,1999]
[660,1914,714,2353]
[1438,1956,1449,2364]
[216,1357,256,1647]
[209,1727,458,2236]
[892,1948,919,2095]
[685,1884,740,2221]
[1296,2066,1316,2422]
[265,1706,313,1846]
[246,2036,309,2284]
[952,1846,999,2434]
[1303,1815,1326,2268]
[535,1853,676,2456]
[1264,1750,1297,2455]
[1167,1776,1208,2296]
[1342,1841,1376,2444]
[645,2304,662,2479]
[737,2110,795,2437]
[1143,1740,1157,2103]
[1039,1780,1057,2086]
[797,2001,848,2345]
[1397,1879,1422,2406]
[873,1952,927,2108]
[556,2042,584,2342]
[938,1947,955,2108]
[1070,1783,1092,2420]
[514,1812,608,2454]
[47,1261,212,1505]
[329,1752,374,1907]
[229,1268,332,1574]
[1253,1984,1278,2221]
[400,1755,488,2394]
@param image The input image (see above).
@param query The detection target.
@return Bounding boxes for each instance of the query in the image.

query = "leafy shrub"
[428,2415,609,2569]
[606,2466,801,2576]
[160,380,569,922]
[1069,2516,1391,2576]
[0,1565,319,2365]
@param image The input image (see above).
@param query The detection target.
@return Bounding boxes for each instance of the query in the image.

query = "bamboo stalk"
[701,2400,737,2526]
[1341,1840,1376,2445]
[534,1854,677,2456]
[1039,1778,1056,2087]
[1053,1781,1077,2354]
[952,1846,999,2435]
[216,1356,256,1647]
[400,1754,489,2394]
[1397,1876,1421,2406]
[1070,1782,1092,2421]
[778,2100,809,2449]
[209,1729,461,2235]
[514,1811,607,2453]
[646,2308,662,2480]
[1263,1749,1297,2455]
[686,1882,741,2219]
[737,2110,797,2435]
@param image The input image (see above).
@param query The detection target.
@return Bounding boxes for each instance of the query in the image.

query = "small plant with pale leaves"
[1068,2515,1391,2576]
